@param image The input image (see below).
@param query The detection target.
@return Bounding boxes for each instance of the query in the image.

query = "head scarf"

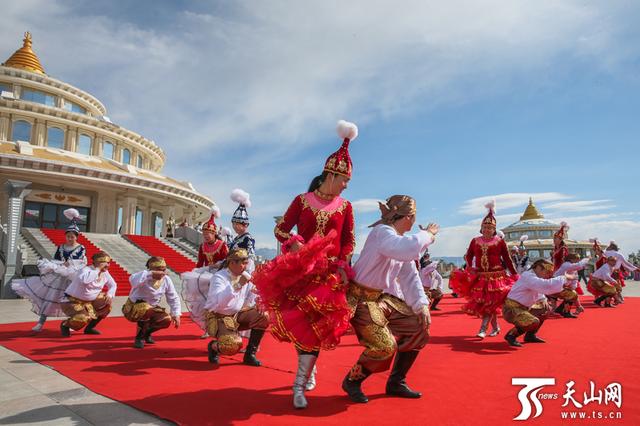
[369,195,416,228]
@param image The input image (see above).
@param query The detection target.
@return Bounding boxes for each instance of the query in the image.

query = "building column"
[33,120,45,146]
[1,180,32,298]
[0,116,9,141]
[122,196,137,235]
[66,128,78,152]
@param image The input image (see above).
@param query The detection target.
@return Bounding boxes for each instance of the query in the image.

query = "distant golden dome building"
[0,32,212,236]
[502,198,595,260]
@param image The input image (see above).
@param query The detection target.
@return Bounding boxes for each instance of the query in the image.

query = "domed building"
[0,32,212,236]
[502,198,596,261]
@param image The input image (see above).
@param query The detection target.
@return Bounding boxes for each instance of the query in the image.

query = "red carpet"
[1,297,638,425]
[125,235,196,274]
[41,229,131,295]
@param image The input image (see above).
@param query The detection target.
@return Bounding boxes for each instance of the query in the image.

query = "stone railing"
[174,226,203,247]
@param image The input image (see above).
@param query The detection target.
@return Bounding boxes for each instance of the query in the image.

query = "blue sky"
[3,1,640,255]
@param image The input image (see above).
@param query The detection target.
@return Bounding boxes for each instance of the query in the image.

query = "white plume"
[63,208,80,220]
[520,235,529,242]
[220,226,233,237]
[497,230,505,239]
[336,120,358,141]
[609,240,616,245]
[211,206,221,219]
[484,199,496,212]
[230,189,252,208]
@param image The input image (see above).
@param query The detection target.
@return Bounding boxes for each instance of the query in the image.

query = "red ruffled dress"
[196,239,228,268]
[253,192,355,352]
[450,236,518,317]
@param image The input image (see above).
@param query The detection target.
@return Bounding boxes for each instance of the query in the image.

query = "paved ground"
[1,279,638,425]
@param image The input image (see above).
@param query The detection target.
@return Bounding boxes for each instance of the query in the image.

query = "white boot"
[293,354,317,409]
[305,365,317,391]
[488,314,501,337]
[477,315,490,339]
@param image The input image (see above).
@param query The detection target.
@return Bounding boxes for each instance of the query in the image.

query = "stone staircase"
[84,233,182,290]
[162,238,198,261]
[20,228,57,261]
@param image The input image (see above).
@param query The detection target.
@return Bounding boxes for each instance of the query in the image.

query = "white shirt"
[592,263,617,284]
[353,224,435,313]
[604,250,638,272]
[128,270,181,317]
[65,266,117,301]
[553,259,589,289]
[204,268,255,315]
[507,270,567,308]
[420,263,444,291]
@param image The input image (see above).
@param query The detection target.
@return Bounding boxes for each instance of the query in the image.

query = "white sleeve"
[397,261,429,313]
[129,270,150,288]
[525,274,566,295]
[104,272,117,298]
[164,276,182,317]
[431,271,443,290]
[619,257,638,272]
[378,227,435,262]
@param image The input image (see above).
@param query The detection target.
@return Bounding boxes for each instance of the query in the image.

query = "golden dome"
[520,197,544,221]
[2,32,45,75]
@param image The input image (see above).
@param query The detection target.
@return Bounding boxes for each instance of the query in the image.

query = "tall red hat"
[481,200,497,228]
[554,221,569,239]
[202,206,221,233]
[323,120,358,178]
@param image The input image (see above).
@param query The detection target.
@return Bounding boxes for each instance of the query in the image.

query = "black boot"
[144,326,156,344]
[84,318,103,335]
[504,329,522,347]
[61,321,71,337]
[430,298,441,311]
[342,365,370,403]
[134,322,145,349]
[386,351,422,398]
[207,341,219,365]
[594,296,605,306]
[554,301,566,315]
[524,332,546,343]
[243,329,265,367]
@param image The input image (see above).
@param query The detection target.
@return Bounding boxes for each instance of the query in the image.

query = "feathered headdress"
[230,189,251,225]
[324,120,358,178]
[63,208,81,235]
[554,221,569,239]
[519,234,528,250]
[202,206,221,233]
[481,199,497,229]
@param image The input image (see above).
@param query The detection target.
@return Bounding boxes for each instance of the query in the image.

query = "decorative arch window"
[122,148,131,164]
[77,134,92,155]
[46,127,65,149]
[21,88,56,106]
[136,154,144,169]
[11,120,32,143]
[102,141,114,159]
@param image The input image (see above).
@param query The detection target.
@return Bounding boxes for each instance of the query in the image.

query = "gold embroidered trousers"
[205,308,268,356]
[122,299,172,331]
[347,282,429,374]
[502,298,550,333]
[61,293,111,330]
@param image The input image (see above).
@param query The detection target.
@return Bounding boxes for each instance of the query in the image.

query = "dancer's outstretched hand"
[172,316,181,328]
[418,305,431,328]
[419,223,440,236]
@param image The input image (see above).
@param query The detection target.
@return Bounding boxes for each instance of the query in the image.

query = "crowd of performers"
[11,120,638,410]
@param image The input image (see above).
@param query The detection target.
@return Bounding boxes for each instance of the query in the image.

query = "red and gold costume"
[450,204,518,317]
[552,222,569,272]
[196,208,229,268]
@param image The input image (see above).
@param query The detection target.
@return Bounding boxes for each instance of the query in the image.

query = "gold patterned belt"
[348,281,382,301]
[504,298,527,310]
[64,294,91,304]
[477,270,507,278]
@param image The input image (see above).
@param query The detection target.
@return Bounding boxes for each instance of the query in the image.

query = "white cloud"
[458,193,570,215]
[352,199,382,213]
[541,200,615,212]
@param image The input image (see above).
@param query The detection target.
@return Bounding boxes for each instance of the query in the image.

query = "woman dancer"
[12,208,86,331]
[449,201,518,338]
[253,120,357,409]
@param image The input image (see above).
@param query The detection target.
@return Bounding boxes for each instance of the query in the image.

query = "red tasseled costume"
[252,230,352,352]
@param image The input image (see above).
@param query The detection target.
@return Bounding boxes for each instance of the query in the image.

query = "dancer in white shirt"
[60,251,117,337]
[124,257,181,348]
[588,256,620,308]
[552,253,589,316]
[419,255,444,310]
[503,259,577,347]
[342,195,438,404]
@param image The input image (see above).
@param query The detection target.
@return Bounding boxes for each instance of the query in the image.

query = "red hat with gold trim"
[202,206,221,233]
[323,120,358,178]
[554,221,569,239]
[481,199,497,228]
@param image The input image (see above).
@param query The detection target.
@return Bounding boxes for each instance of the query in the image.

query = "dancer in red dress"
[552,222,569,272]
[449,200,518,338]
[253,120,357,409]
[196,207,228,268]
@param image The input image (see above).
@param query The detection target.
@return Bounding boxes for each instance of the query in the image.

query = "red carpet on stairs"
[40,229,131,296]
[0,296,638,426]
[125,235,196,274]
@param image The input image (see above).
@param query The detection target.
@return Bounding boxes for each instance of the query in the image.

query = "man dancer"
[419,255,444,311]
[503,259,577,347]
[342,195,439,403]
[588,255,620,307]
[60,251,117,337]
[204,248,268,366]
